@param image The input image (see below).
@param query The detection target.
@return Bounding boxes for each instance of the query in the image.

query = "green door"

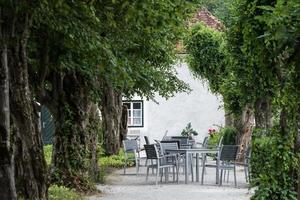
[41,106,55,145]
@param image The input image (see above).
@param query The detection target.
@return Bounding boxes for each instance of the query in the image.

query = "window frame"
[122,100,144,128]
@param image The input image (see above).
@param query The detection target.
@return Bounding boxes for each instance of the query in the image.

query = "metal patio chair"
[123,139,143,175]
[244,147,251,182]
[144,144,179,185]
[144,136,150,145]
[170,136,189,148]
[201,145,239,186]
[242,147,251,182]
[160,140,194,181]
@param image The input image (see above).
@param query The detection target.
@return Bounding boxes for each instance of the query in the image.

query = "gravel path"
[89,164,253,200]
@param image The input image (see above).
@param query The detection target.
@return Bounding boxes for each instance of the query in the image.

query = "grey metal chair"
[144,144,179,185]
[171,136,189,148]
[243,147,251,182]
[233,147,251,183]
[160,140,194,181]
[201,145,239,186]
[160,140,180,155]
[123,139,142,175]
[194,136,209,167]
[144,136,150,145]
[204,136,223,164]
[202,136,209,148]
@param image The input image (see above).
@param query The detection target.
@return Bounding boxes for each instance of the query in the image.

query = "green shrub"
[49,185,84,200]
[98,149,134,183]
[207,126,237,147]
[221,126,237,145]
[251,129,298,200]
[99,149,134,168]
[207,130,222,147]
[44,145,53,166]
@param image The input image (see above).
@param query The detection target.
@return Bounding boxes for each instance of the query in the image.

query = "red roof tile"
[190,9,224,31]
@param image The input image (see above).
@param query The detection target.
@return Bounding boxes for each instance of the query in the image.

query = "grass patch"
[98,149,135,183]
[44,145,53,166]
[44,145,134,185]
[49,185,84,200]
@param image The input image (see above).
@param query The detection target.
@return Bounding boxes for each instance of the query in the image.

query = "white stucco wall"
[128,59,224,145]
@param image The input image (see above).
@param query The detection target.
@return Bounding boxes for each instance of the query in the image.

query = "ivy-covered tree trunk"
[0,41,17,199]
[49,73,95,192]
[101,81,123,155]
[254,98,272,130]
[87,103,100,182]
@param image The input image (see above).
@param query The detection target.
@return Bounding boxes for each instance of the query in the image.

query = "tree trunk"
[0,41,17,199]
[49,73,95,192]
[9,23,48,200]
[224,107,234,127]
[120,105,128,146]
[31,28,98,191]
[101,81,123,155]
[296,118,300,200]
[237,107,255,161]
[254,98,272,130]
[224,105,254,161]
[87,103,100,182]
[1,3,47,199]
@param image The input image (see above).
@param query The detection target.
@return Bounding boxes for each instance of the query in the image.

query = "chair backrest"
[144,144,159,159]
[171,136,189,145]
[162,136,172,141]
[160,141,179,155]
[123,139,138,152]
[202,136,209,148]
[219,145,239,161]
[244,147,251,163]
[144,136,150,145]
[218,136,224,148]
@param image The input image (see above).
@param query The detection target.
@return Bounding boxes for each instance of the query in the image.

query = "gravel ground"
[89,162,253,200]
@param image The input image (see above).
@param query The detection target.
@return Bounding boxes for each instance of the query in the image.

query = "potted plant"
[181,122,198,139]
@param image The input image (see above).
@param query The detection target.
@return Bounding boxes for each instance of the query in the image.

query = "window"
[123,100,143,127]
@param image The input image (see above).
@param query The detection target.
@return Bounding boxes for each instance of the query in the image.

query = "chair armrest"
[164,154,179,159]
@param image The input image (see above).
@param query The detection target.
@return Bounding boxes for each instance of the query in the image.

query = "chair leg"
[155,166,159,185]
[165,168,169,182]
[146,166,150,182]
[220,169,223,186]
[234,165,237,187]
[124,159,127,174]
[135,157,139,175]
[151,160,154,174]
[137,159,140,174]
[204,156,207,174]
[176,164,179,183]
[227,170,230,183]
[201,163,205,184]
[190,155,194,182]
[244,166,248,182]
[173,166,175,182]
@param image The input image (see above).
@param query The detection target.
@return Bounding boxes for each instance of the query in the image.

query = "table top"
[165,148,219,154]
